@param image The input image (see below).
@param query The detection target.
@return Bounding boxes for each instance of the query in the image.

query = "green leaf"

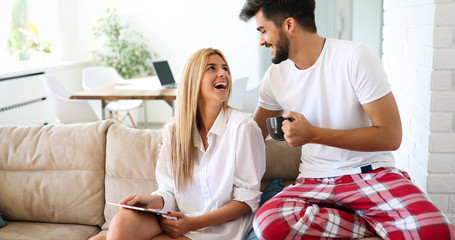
[28,22,38,36]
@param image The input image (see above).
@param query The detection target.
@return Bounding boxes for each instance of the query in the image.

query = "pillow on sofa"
[260,178,284,206]
[102,124,162,230]
[247,179,285,240]
[0,212,7,228]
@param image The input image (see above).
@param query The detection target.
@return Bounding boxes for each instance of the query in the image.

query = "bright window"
[0,0,60,73]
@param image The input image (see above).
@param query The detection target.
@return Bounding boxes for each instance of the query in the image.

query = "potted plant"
[91,8,155,79]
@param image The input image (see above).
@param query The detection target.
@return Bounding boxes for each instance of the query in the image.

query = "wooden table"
[70,80,177,120]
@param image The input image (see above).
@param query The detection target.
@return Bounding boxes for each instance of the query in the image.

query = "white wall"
[315,0,353,40]
[62,0,261,83]
[316,0,383,56]
[58,0,262,122]
[383,0,455,223]
[352,0,383,56]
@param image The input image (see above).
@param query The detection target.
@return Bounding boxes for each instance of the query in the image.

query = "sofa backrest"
[102,123,162,229]
[0,120,113,226]
[263,139,301,189]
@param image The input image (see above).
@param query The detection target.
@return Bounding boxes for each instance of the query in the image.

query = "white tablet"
[107,202,168,215]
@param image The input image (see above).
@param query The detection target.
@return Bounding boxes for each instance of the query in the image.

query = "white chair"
[82,67,142,128]
[40,76,100,124]
[228,76,249,109]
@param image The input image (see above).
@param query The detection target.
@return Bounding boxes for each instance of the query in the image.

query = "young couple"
[93,0,454,239]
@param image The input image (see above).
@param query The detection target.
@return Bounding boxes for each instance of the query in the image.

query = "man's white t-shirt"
[259,38,395,178]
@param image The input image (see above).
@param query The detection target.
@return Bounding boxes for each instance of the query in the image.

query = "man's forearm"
[309,125,402,152]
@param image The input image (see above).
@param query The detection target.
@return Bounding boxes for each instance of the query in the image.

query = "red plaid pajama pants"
[254,167,455,240]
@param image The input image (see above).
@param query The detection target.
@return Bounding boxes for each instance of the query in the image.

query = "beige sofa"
[0,120,301,240]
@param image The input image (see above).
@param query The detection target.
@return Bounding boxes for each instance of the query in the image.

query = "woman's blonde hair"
[169,48,232,191]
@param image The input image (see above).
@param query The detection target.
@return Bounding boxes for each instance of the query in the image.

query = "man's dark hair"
[239,0,317,33]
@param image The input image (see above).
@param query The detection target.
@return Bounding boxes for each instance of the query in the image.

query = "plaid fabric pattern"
[254,168,455,240]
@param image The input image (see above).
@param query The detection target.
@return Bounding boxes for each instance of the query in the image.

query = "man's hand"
[282,111,314,147]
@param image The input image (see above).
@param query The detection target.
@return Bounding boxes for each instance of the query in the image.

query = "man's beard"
[271,30,290,64]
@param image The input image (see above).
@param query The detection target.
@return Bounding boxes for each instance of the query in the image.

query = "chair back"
[228,76,249,110]
[41,76,100,123]
[82,67,123,90]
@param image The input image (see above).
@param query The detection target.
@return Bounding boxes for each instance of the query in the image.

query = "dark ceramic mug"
[266,116,294,141]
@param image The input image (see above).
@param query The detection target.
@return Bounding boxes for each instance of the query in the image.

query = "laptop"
[152,60,178,88]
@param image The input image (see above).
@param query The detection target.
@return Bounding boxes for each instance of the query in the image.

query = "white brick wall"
[383,0,455,223]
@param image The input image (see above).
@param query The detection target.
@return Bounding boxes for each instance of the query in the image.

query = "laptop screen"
[152,61,176,86]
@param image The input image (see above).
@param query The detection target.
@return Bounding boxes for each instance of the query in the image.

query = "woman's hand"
[118,195,164,210]
[159,200,251,237]
[119,195,149,206]
[160,211,191,238]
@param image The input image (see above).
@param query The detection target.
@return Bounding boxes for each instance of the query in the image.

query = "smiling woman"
[90,48,266,240]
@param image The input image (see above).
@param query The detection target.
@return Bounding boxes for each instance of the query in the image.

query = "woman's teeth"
[214,82,227,89]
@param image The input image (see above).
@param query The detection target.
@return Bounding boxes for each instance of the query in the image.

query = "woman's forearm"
[188,200,251,231]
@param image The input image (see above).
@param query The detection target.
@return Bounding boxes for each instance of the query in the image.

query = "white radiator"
[0,72,56,125]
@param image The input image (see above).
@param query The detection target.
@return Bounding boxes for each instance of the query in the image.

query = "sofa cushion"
[247,179,285,240]
[0,212,6,228]
[260,178,285,206]
[103,124,162,229]
[0,120,113,226]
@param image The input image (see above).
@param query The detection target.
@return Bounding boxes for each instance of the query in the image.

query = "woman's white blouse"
[152,108,266,240]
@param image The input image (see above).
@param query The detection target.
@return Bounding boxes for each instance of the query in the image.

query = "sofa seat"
[0,221,99,240]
